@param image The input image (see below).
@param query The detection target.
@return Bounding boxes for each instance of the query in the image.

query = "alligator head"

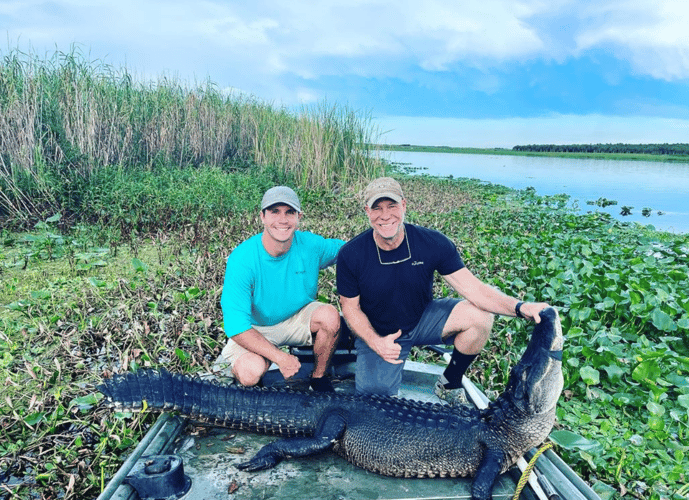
[505,307,564,416]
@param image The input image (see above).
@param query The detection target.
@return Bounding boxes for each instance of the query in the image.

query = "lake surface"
[389,151,689,234]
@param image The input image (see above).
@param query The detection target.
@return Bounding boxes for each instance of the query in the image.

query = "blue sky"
[2,0,689,147]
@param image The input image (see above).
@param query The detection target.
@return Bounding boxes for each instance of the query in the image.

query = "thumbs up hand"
[372,329,403,364]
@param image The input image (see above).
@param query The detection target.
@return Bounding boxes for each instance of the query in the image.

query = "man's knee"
[233,353,270,387]
[445,301,494,341]
[311,304,341,336]
[355,344,404,396]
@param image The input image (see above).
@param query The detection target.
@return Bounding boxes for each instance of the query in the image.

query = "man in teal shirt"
[216,186,345,392]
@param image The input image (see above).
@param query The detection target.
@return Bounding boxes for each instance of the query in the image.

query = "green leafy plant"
[1,57,688,498]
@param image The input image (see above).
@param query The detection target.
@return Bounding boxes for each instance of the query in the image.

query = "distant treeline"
[512,143,689,155]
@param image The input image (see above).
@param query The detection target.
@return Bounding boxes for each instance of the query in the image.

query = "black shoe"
[310,376,335,393]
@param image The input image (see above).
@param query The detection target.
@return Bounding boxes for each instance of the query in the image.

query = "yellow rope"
[511,442,553,500]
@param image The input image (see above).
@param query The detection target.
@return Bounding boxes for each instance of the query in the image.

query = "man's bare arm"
[232,328,301,378]
[443,267,550,322]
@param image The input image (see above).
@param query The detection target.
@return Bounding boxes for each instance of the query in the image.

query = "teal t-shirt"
[220,231,345,338]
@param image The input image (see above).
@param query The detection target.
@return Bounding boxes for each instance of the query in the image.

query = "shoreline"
[384,149,689,235]
[376,144,689,164]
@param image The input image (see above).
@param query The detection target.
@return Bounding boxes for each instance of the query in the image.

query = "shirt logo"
[411,261,424,266]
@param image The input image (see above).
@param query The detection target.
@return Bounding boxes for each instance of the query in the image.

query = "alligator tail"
[97,369,316,437]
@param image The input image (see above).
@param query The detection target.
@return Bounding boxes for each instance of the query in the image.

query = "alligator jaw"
[506,307,564,416]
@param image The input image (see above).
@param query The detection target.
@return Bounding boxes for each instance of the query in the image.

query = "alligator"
[98,307,563,500]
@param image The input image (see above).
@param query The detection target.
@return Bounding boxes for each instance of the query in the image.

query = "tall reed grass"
[0,46,384,224]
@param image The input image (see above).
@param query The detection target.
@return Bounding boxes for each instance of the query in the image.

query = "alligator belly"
[335,420,483,478]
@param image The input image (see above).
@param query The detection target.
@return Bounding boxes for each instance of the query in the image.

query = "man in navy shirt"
[337,177,550,401]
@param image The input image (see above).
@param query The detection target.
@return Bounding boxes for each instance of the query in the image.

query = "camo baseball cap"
[261,186,302,212]
[363,177,404,208]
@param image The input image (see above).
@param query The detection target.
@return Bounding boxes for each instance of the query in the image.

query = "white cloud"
[575,0,689,80]
[3,0,689,108]
[5,1,689,71]
[0,0,551,106]
[5,1,547,68]
[195,15,279,46]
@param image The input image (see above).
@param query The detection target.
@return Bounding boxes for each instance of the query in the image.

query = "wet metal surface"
[177,427,517,500]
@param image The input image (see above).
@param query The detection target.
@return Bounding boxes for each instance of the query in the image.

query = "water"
[389,151,689,234]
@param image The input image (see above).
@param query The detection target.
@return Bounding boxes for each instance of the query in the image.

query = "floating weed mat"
[0,217,260,499]
[2,174,688,499]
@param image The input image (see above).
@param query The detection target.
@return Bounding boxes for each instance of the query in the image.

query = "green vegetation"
[3,171,688,500]
[514,143,689,157]
[409,181,689,500]
[379,143,689,163]
[1,47,688,500]
[378,143,514,155]
[0,46,383,226]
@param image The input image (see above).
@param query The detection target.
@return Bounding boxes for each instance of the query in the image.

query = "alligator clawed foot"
[236,454,280,472]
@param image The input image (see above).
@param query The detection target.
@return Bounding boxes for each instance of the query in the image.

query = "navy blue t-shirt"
[337,224,464,336]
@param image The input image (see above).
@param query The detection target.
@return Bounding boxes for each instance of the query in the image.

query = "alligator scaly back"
[99,369,366,437]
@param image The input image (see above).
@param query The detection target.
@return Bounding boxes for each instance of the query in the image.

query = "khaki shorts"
[214,301,324,376]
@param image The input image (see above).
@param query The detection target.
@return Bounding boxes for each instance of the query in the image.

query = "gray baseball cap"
[261,186,302,212]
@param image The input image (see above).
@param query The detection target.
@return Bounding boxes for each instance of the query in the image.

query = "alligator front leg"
[470,448,506,500]
[236,411,347,472]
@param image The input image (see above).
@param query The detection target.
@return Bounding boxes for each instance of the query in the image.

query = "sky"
[2,0,689,148]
